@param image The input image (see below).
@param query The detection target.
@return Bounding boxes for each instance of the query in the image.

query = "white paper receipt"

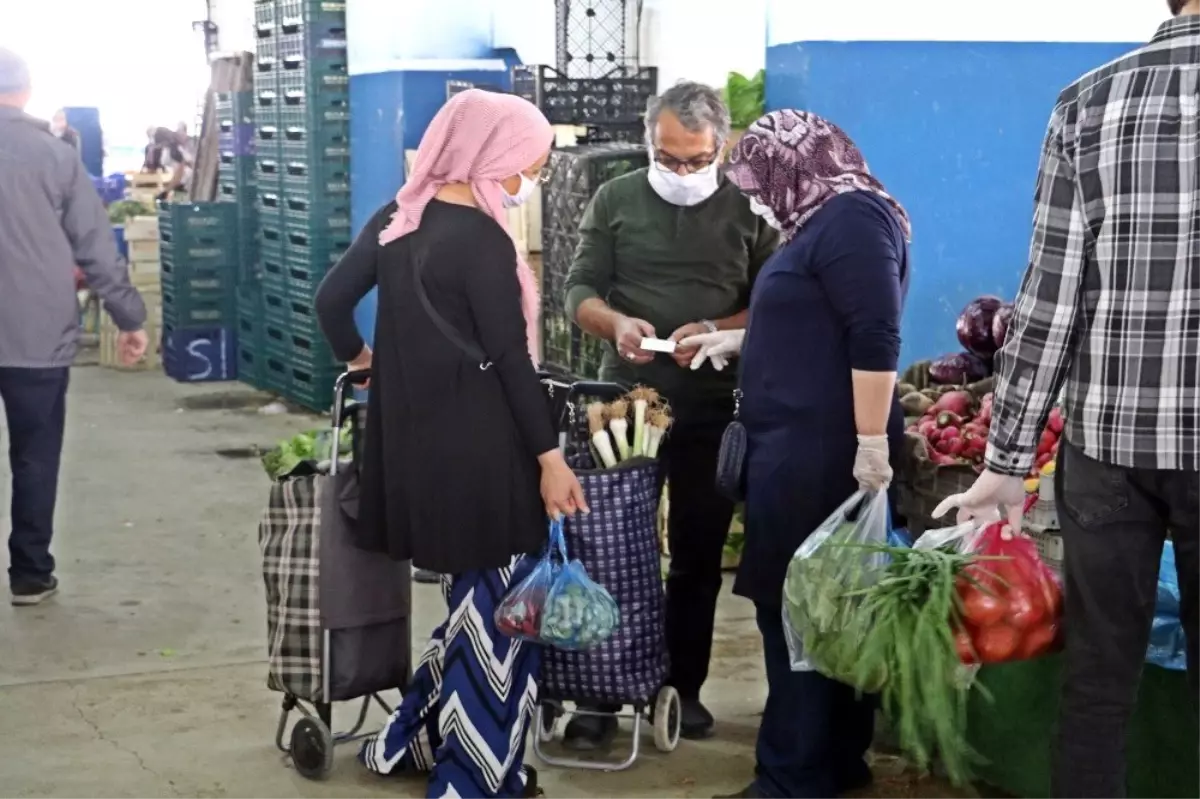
[639,337,678,354]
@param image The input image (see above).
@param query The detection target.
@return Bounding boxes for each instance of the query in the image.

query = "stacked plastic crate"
[252,0,350,412]
[158,202,241,382]
[519,0,656,378]
[213,90,264,390]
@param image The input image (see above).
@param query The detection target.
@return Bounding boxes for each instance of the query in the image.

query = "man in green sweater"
[564,80,779,747]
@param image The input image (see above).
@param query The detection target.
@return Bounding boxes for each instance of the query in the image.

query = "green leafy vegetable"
[260,423,353,480]
[108,200,153,224]
[723,70,766,130]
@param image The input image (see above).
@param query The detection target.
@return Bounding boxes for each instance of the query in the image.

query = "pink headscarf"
[379,89,553,363]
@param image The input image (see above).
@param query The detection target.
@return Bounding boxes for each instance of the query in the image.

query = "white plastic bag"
[782,490,891,674]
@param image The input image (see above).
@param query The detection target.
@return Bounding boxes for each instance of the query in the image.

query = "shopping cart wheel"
[291,716,334,779]
[652,686,682,753]
[536,701,560,743]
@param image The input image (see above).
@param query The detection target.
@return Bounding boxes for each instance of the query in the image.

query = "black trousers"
[661,401,736,699]
[1052,440,1198,798]
[753,602,874,797]
[0,367,70,585]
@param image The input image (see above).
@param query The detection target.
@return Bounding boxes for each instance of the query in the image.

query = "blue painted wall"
[765,40,1136,364]
[348,65,511,344]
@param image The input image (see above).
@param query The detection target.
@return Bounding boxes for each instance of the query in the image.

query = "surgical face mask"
[646,154,721,206]
[747,196,783,231]
[502,174,537,208]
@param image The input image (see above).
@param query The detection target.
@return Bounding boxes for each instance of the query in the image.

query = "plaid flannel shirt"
[987,15,1200,477]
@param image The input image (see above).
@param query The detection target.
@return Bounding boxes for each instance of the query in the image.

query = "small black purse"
[715,388,747,502]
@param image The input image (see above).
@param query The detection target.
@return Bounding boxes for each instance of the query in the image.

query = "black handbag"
[715,388,747,502]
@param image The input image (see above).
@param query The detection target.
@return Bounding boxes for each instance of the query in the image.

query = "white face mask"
[502,174,537,208]
[646,151,721,206]
[747,196,783,231]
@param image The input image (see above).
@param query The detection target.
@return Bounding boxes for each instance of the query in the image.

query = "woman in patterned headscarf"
[680,110,912,799]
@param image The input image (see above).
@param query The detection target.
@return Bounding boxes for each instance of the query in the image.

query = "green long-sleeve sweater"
[564,168,779,404]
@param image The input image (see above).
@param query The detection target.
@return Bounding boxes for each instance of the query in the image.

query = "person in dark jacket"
[313,89,586,798]
[563,80,779,746]
[681,110,911,799]
[0,49,149,607]
[49,109,80,151]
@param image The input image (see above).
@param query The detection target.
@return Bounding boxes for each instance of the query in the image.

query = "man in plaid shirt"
[937,3,1199,796]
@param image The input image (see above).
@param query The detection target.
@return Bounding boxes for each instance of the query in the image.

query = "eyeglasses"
[652,148,720,175]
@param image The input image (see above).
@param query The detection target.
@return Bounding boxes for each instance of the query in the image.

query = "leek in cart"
[646,407,672,458]
[629,387,661,457]
[587,402,619,468]
[606,399,632,461]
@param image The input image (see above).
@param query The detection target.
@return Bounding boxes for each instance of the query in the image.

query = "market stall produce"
[784,493,1064,786]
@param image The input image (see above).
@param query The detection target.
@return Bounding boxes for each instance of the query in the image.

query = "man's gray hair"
[645,80,731,152]
[0,48,31,95]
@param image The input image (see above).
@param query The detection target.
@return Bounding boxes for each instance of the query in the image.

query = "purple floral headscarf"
[725,110,911,243]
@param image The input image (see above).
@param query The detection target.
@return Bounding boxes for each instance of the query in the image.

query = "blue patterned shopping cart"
[532,378,682,771]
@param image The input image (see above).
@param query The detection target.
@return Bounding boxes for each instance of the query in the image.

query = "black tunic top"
[314,200,556,574]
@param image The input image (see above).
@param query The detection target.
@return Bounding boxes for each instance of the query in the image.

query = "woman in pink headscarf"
[315,89,586,797]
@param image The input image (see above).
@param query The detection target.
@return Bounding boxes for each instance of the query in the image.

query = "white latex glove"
[853,435,893,491]
[932,469,1028,532]
[678,329,746,371]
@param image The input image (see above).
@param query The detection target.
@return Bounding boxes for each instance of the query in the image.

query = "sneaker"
[561,710,619,751]
[11,576,58,606]
[679,698,715,740]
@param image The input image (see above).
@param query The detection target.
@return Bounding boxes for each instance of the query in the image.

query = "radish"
[931,390,974,417]
[937,411,964,429]
[1047,407,1064,435]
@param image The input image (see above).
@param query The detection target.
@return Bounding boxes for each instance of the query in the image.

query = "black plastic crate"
[278,0,346,29]
[512,64,656,126]
[554,0,639,79]
[280,123,349,159]
[254,0,277,39]
[538,143,646,377]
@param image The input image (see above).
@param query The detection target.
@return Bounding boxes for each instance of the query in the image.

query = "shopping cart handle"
[340,369,371,388]
[567,380,627,403]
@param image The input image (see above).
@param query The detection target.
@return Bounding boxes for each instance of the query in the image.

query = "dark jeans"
[753,602,874,798]
[662,407,736,699]
[1052,440,1199,798]
[0,367,70,585]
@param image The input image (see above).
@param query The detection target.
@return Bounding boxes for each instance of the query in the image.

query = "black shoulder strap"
[411,249,493,370]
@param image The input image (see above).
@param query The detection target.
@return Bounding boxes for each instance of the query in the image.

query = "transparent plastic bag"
[540,519,621,651]
[494,532,560,643]
[917,520,1063,667]
[783,490,891,675]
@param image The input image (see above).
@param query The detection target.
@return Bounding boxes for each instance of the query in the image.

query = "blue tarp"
[1147,541,1186,671]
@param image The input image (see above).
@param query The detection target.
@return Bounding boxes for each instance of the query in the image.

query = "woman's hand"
[538,450,590,519]
[853,434,893,491]
[347,346,372,385]
[677,329,746,371]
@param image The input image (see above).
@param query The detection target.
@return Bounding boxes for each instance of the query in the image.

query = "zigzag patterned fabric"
[360,557,540,798]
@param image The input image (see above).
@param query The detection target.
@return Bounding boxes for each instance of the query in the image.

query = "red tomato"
[1039,576,1063,618]
[962,587,1007,627]
[1020,623,1058,659]
[1005,585,1046,630]
[974,624,1021,663]
[955,628,979,664]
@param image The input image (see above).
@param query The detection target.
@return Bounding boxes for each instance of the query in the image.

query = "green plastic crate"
[255,122,281,160]
[255,154,282,186]
[256,187,284,218]
[162,289,236,327]
[281,251,334,303]
[282,192,350,232]
[280,122,349,159]
[284,363,341,412]
[262,288,321,340]
[277,0,346,32]
[259,221,285,264]
[261,255,287,297]
[263,320,338,373]
[283,225,350,264]
[262,353,292,396]
[215,91,254,125]
[161,258,237,295]
[279,99,349,131]
[281,155,350,201]
[159,202,239,247]
[277,19,348,81]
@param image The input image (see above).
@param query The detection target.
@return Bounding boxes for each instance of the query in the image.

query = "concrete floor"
[0,361,956,798]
